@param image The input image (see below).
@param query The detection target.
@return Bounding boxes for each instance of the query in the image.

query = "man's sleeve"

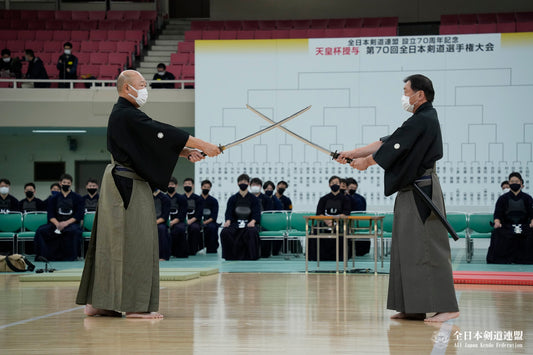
[251,196,261,223]
[73,194,85,222]
[225,195,235,221]
[211,198,219,221]
[373,116,426,170]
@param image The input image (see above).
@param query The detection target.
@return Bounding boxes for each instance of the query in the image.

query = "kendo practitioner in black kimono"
[167,177,189,258]
[345,177,370,256]
[18,182,45,213]
[76,70,220,319]
[200,179,220,254]
[337,74,459,323]
[82,178,99,212]
[308,175,352,261]
[153,189,171,260]
[251,178,283,258]
[0,178,19,212]
[220,174,261,260]
[179,178,204,255]
[34,174,84,261]
[487,172,533,264]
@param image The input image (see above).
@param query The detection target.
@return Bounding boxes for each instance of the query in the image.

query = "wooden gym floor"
[1,272,532,354]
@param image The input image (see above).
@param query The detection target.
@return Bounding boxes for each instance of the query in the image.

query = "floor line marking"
[0,306,85,330]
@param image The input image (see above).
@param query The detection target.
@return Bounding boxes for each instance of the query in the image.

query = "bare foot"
[84,304,122,317]
[424,312,460,323]
[391,312,426,320]
[125,312,164,319]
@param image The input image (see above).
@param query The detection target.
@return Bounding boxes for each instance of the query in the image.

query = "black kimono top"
[225,192,261,224]
[373,102,443,196]
[316,192,352,216]
[107,97,190,191]
[494,191,533,225]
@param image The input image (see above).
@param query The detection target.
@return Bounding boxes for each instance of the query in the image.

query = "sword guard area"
[331,151,353,164]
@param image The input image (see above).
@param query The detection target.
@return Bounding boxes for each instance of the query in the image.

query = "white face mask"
[0,186,9,195]
[157,71,166,76]
[401,95,414,113]
[502,188,511,194]
[250,185,261,194]
[64,49,71,55]
[128,84,148,107]
[2,57,10,63]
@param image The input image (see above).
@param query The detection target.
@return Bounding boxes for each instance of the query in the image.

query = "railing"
[0,79,195,89]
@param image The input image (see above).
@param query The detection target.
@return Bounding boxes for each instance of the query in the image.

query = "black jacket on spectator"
[57,53,78,79]
[0,57,23,78]
[0,194,19,212]
[151,71,175,89]
[26,57,50,88]
[18,197,45,213]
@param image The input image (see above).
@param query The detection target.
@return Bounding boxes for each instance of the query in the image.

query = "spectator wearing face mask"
[182,178,204,255]
[308,175,352,261]
[487,172,533,264]
[0,48,22,78]
[220,174,261,260]
[200,179,219,254]
[44,183,61,206]
[345,177,370,256]
[150,63,175,89]
[18,182,45,212]
[500,180,510,195]
[0,178,19,212]
[24,49,50,88]
[82,178,99,212]
[57,42,78,88]
[34,174,84,261]
[167,177,189,258]
[275,180,292,210]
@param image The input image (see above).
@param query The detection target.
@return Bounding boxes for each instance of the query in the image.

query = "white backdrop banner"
[195,33,533,214]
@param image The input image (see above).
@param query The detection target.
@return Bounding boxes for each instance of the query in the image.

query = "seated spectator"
[275,180,293,210]
[308,175,352,261]
[18,182,45,212]
[263,180,284,255]
[151,63,175,89]
[346,178,367,212]
[34,174,84,261]
[250,177,282,258]
[24,49,50,88]
[0,48,22,78]
[167,177,189,258]
[183,178,204,255]
[346,177,369,256]
[340,178,348,195]
[0,178,19,212]
[153,188,171,260]
[44,183,61,206]
[200,179,220,254]
[501,180,510,195]
[57,41,78,88]
[220,174,261,260]
[487,172,533,264]
[82,178,99,212]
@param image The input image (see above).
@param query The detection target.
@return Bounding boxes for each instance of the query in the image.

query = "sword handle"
[200,145,225,157]
[331,150,353,163]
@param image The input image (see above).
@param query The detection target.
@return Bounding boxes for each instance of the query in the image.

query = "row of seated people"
[190,17,399,31]
[440,12,533,34]
[0,175,99,261]
[154,176,295,260]
[219,174,368,261]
